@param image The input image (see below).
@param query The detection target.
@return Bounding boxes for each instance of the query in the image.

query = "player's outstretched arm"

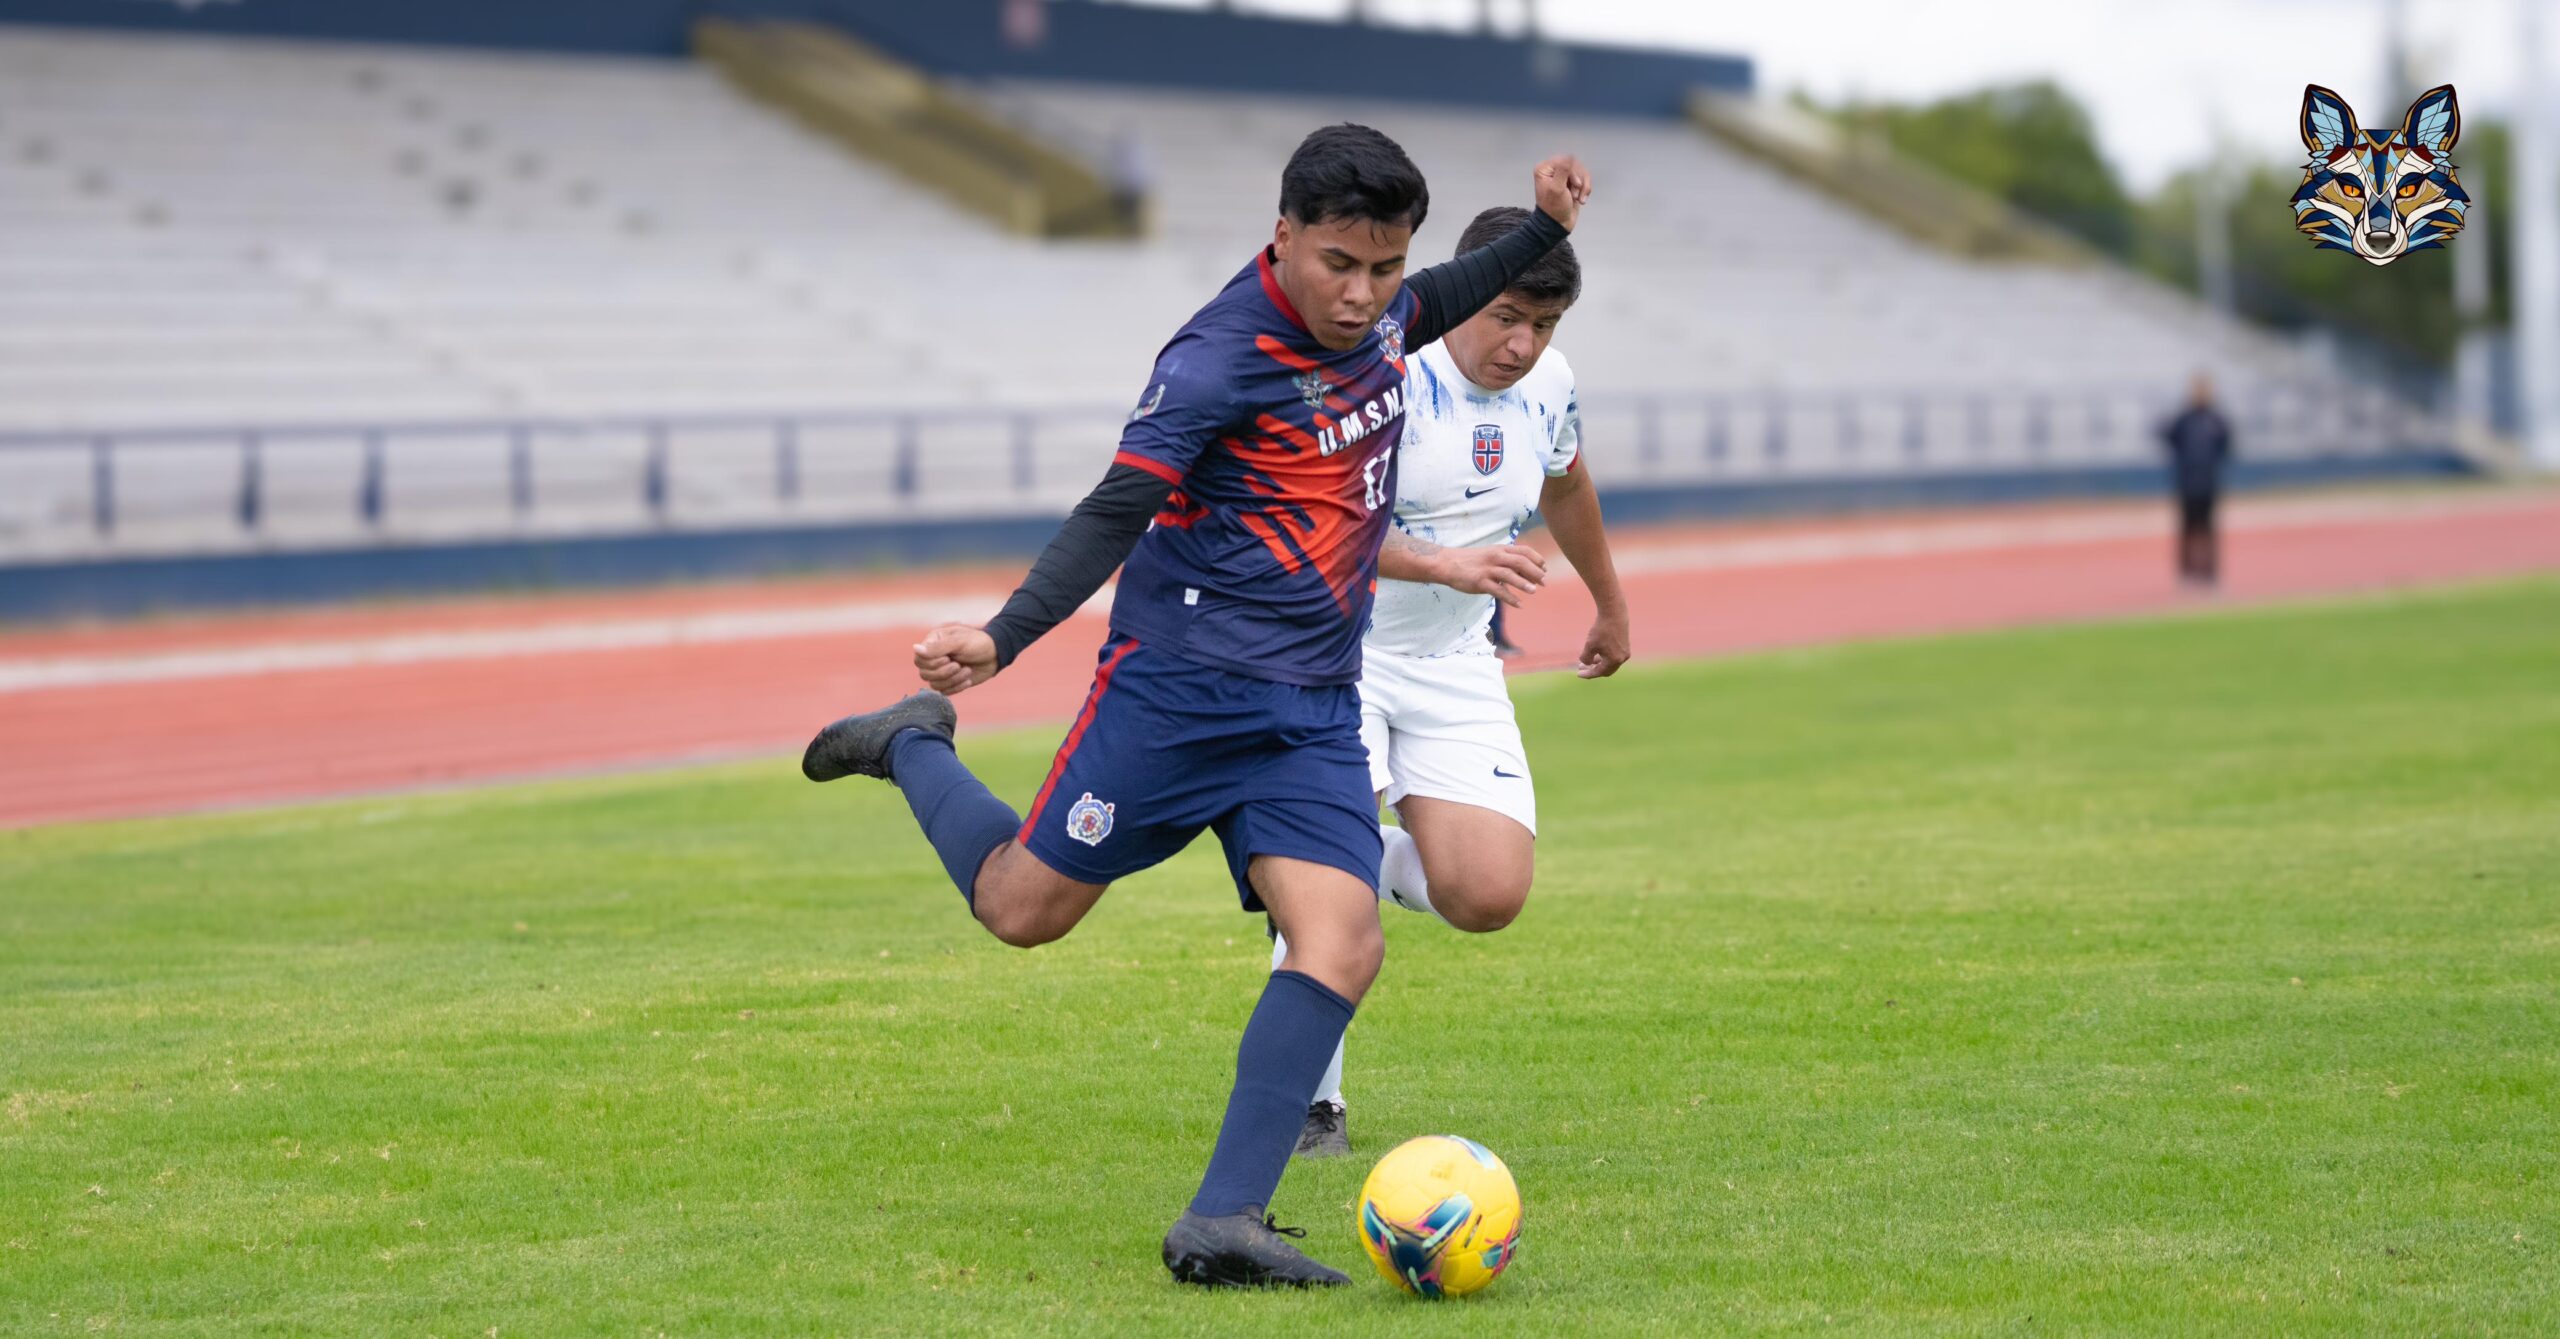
[914,462,1175,695]
[1538,461,1631,678]
[1402,154,1593,347]
[1379,530,1546,607]
[921,329,1232,695]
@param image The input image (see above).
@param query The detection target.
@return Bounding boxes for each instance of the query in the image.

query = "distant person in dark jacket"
[2161,373,2235,586]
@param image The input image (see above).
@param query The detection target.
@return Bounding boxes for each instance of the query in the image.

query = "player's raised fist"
[1532,155,1592,232]
[914,624,1001,696]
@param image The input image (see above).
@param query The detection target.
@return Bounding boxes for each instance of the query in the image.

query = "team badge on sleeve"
[1472,424,1505,475]
[1065,792,1116,846]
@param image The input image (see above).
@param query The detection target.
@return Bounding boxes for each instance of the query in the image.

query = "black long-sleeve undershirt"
[983,461,1170,670]
[1403,205,1569,348]
[980,206,1571,670]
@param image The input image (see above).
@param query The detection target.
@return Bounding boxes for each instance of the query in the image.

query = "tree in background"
[2134,122,2511,368]
[1800,80,2513,371]
[1818,80,2136,257]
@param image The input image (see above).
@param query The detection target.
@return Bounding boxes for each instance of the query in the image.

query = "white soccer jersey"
[1364,339,1581,659]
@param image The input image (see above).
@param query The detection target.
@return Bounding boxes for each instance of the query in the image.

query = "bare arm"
[1538,461,1631,678]
[1380,528,1547,606]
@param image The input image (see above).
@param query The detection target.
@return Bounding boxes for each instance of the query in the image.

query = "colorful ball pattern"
[1356,1135,1522,1298]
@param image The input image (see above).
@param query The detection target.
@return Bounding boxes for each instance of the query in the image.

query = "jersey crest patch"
[1373,315,1405,362]
[1065,792,1116,846]
[1472,424,1505,476]
[1129,383,1165,422]
[1292,370,1332,407]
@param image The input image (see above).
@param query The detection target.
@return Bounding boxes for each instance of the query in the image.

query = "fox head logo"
[2293,83,2466,266]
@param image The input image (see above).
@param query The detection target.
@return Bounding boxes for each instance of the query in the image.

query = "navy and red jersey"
[1108,250,1419,687]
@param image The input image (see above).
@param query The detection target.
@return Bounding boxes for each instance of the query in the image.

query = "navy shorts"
[1018,636,1381,910]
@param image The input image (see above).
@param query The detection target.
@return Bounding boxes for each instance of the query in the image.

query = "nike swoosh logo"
[1492,767,1523,779]
[1465,486,1499,499]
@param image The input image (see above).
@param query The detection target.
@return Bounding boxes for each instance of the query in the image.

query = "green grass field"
[4,580,2556,1336]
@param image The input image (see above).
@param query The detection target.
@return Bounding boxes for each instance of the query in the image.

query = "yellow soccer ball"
[1356,1135,1522,1298]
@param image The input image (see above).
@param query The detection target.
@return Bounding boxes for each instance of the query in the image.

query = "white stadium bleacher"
[0,25,2419,560]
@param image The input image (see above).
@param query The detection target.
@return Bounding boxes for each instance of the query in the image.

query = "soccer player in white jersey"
[1276,205,1633,1157]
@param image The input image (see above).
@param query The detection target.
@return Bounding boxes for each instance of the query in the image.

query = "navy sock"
[888,729,1018,907]
[1190,969,1357,1218]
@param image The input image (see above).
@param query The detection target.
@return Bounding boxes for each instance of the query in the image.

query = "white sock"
[1379,822,1444,922]
[1269,929,1347,1107]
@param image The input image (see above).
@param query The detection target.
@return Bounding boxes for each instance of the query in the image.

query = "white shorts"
[1357,646,1536,836]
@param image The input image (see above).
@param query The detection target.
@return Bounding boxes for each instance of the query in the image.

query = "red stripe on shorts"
[1019,637,1142,844]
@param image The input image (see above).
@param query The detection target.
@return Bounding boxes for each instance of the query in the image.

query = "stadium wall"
[0,454,2476,622]
[0,0,1749,116]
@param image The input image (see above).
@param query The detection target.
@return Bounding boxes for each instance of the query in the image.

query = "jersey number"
[1360,448,1392,512]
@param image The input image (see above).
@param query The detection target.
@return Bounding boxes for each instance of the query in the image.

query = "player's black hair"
[1457,205,1581,306]
[1278,123,1430,232]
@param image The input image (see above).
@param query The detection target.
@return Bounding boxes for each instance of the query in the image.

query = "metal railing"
[0,379,2444,561]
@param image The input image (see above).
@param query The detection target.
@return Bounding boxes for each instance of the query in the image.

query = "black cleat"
[1162,1208,1350,1289]
[1293,1100,1350,1159]
[800,691,957,783]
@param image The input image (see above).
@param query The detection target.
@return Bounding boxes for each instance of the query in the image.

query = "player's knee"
[975,899,1067,948]
[1348,916,1386,981]
[1325,917,1386,984]
[1436,868,1531,933]
[1440,885,1527,932]
[1284,916,1385,999]
[971,883,1077,948]
[1441,899,1521,934]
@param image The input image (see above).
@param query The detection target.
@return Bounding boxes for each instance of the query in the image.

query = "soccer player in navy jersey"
[800,123,1589,1288]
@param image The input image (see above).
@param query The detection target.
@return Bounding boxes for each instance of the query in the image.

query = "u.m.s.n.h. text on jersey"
[1366,339,1582,660]
[1105,249,1422,687]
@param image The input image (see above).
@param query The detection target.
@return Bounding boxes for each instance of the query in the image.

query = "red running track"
[2,487,2554,829]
